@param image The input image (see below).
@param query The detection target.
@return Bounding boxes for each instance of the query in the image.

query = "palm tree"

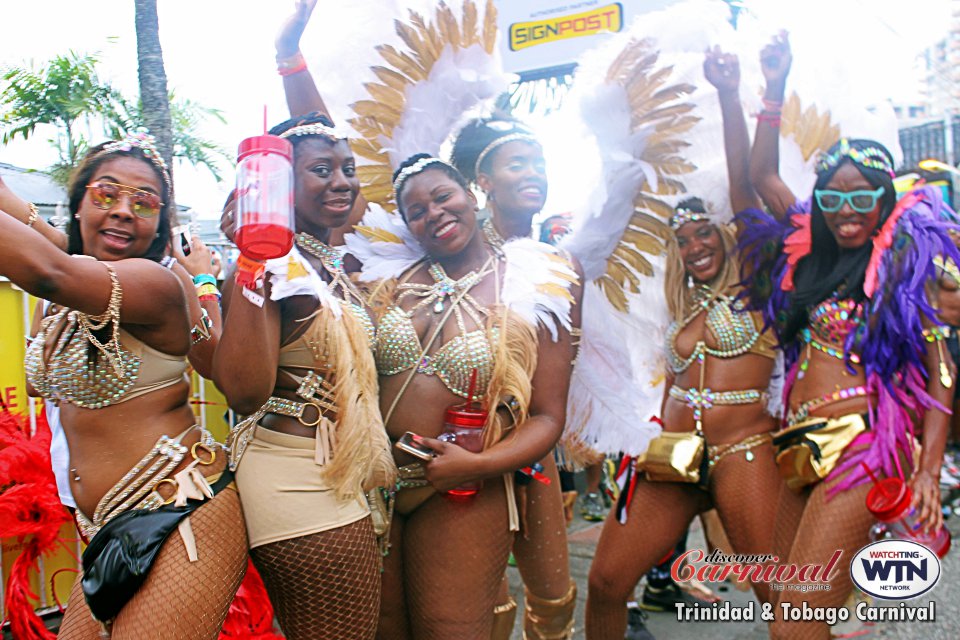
[1,47,228,185]
[107,93,230,182]
[0,51,123,178]
[134,0,174,173]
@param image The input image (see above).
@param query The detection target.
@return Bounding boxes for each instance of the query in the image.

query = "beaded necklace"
[481,218,506,256]
[397,258,494,325]
[295,232,367,308]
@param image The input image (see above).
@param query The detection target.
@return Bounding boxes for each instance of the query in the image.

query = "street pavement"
[505,499,960,639]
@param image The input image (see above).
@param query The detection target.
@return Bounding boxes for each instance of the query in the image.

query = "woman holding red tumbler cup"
[214,112,395,640]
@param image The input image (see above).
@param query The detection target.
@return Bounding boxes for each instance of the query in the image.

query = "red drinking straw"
[263,104,268,135]
[861,461,891,499]
[466,368,478,410]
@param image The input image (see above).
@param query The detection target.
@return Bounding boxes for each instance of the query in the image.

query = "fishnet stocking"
[770,481,873,640]
[377,517,409,640]
[58,487,247,639]
[250,516,381,640]
[512,455,572,600]
[585,478,708,640]
[709,441,781,604]
[401,478,514,639]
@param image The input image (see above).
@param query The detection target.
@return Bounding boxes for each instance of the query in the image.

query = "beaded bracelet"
[923,325,951,342]
[193,273,217,287]
[277,51,307,77]
[191,307,214,345]
[26,203,39,228]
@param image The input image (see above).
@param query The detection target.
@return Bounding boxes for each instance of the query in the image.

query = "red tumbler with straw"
[439,369,486,500]
[862,463,951,557]
[234,131,295,261]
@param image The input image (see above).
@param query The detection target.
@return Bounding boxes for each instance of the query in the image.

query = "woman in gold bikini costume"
[214,113,394,640]
[372,153,576,639]
[586,49,784,639]
[3,133,247,639]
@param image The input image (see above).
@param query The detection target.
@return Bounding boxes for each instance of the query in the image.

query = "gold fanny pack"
[636,431,706,485]
[772,414,867,491]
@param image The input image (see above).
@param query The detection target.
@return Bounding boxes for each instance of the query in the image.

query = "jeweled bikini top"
[667,286,776,374]
[25,264,187,409]
[799,296,864,365]
[375,259,497,401]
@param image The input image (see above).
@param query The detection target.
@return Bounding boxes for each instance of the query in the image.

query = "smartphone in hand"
[173,224,192,256]
[395,431,435,461]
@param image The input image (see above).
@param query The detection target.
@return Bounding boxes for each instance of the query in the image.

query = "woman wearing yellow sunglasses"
[0,133,246,639]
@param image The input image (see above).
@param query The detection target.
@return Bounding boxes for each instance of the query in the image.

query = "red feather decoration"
[0,407,71,640]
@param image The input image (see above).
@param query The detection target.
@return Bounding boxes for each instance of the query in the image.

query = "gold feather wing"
[350,0,499,213]
[596,39,699,312]
[780,92,840,162]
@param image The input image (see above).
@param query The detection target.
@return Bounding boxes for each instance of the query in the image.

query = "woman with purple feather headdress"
[739,34,959,639]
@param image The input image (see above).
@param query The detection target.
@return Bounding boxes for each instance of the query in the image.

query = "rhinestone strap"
[89,427,219,532]
[668,385,765,423]
[787,385,869,425]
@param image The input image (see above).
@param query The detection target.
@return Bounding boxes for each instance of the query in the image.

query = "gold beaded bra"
[375,259,497,401]
[667,286,776,374]
[25,264,187,409]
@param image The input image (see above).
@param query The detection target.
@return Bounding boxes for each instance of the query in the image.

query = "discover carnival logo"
[850,540,941,600]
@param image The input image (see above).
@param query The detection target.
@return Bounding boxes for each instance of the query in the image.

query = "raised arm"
[276,0,332,120]
[0,174,69,251]
[0,213,189,352]
[749,32,798,219]
[703,47,760,215]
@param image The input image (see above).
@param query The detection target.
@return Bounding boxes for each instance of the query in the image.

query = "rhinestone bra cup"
[25,310,143,408]
[374,260,495,402]
[667,289,763,374]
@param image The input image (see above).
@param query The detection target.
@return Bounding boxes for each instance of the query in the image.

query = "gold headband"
[474,132,540,179]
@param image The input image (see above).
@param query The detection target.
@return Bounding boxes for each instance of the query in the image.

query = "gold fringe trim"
[300,303,397,499]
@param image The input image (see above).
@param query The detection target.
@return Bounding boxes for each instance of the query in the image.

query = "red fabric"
[0,408,71,640]
[218,560,284,640]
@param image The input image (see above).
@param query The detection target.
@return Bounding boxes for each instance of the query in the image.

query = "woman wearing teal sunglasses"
[739,33,957,640]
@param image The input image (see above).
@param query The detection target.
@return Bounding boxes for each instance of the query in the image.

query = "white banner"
[498,0,677,74]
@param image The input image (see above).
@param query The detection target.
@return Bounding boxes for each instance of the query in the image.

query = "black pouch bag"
[81,470,233,623]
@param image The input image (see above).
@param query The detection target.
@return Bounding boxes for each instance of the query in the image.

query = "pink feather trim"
[781,214,811,292]
[864,190,920,298]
